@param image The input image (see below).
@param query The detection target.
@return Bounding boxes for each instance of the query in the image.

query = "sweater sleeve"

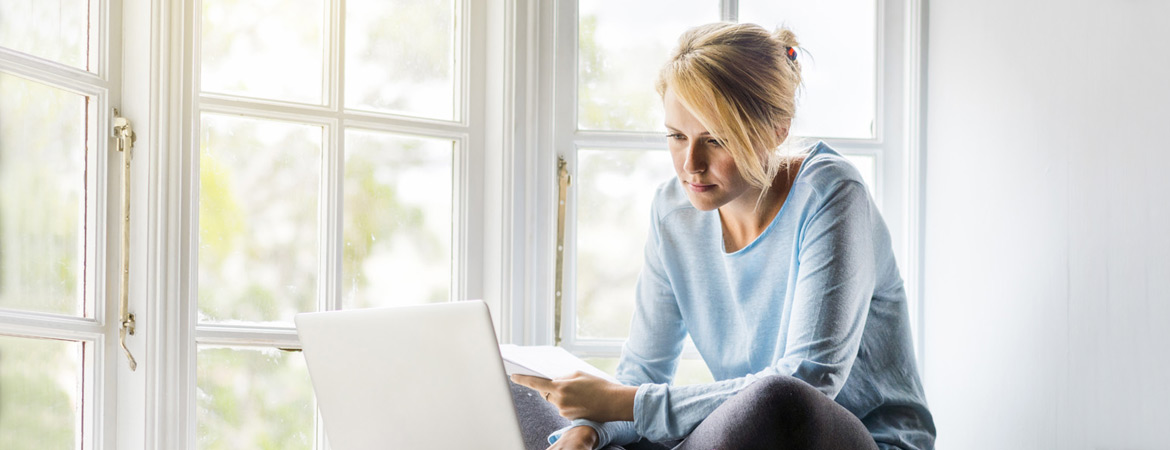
[615,199,688,388]
[632,180,878,442]
[547,420,638,450]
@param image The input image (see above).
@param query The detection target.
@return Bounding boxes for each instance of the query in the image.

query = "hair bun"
[772,27,800,49]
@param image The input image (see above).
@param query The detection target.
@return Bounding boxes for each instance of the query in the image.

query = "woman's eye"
[707,139,723,147]
[666,133,686,141]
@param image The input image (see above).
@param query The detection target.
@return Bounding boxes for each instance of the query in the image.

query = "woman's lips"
[687,181,715,193]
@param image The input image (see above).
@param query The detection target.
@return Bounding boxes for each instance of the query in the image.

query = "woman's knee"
[701,376,824,437]
[743,375,825,420]
[678,376,826,449]
[751,376,877,450]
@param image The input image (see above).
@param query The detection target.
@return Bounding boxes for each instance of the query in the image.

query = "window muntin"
[200,0,327,104]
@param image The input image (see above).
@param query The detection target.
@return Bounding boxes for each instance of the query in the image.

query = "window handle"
[554,157,571,346]
[113,108,138,371]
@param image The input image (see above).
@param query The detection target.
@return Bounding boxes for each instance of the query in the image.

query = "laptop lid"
[294,300,525,450]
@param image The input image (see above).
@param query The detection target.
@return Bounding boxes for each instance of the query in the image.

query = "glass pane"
[842,153,877,200]
[346,0,456,120]
[0,335,84,449]
[584,355,713,386]
[578,0,720,132]
[197,346,315,450]
[343,129,452,309]
[199,114,321,323]
[576,149,676,339]
[0,73,87,316]
[201,0,325,104]
[739,0,877,138]
[0,0,94,70]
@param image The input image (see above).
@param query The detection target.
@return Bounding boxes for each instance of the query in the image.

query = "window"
[0,1,116,448]
[188,0,468,447]
[554,0,918,379]
[0,0,923,446]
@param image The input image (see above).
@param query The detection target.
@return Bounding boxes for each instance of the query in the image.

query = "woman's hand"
[548,425,599,450]
[511,372,637,422]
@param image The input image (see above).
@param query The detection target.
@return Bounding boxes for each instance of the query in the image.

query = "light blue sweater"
[550,142,935,449]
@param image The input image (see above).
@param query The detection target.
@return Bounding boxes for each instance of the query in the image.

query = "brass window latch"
[113,108,137,371]
[554,157,571,346]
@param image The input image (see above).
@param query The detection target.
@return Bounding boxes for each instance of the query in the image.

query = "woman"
[512,22,935,450]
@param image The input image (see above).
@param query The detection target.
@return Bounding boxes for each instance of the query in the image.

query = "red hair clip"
[786,47,797,61]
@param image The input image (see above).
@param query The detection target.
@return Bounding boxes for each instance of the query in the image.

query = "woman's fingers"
[510,374,554,393]
[514,371,632,421]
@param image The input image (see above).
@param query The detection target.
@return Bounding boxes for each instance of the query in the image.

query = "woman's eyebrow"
[663,125,711,136]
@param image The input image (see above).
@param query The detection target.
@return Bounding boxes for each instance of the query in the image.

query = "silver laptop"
[294,300,526,450]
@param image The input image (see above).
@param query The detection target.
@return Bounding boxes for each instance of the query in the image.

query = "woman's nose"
[684,145,706,174]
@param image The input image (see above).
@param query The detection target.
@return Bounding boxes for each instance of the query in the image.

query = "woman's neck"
[718,157,804,253]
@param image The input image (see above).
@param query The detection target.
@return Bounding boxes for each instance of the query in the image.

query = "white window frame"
[172,0,482,445]
[117,0,522,448]
[521,0,928,369]
[0,0,122,448]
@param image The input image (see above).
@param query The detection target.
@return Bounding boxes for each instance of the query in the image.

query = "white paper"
[499,344,619,383]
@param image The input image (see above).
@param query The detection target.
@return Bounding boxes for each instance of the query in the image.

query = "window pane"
[346,0,456,120]
[577,0,720,132]
[576,149,675,339]
[199,114,321,323]
[0,335,84,449]
[0,0,93,70]
[584,355,713,386]
[739,0,877,139]
[201,0,325,104]
[197,346,315,450]
[343,129,452,308]
[0,73,87,317]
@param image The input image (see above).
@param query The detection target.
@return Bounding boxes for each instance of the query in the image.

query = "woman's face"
[664,88,753,212]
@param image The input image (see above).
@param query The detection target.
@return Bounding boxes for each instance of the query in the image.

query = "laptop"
[294,300,526,450]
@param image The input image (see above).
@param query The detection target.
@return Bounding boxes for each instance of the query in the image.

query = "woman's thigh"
[674,375,878,450]
[511,381,569,450]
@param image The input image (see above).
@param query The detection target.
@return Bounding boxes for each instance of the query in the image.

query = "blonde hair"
[656,22,803,194]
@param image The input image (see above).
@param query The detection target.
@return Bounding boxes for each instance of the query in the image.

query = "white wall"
[923,0,1170,448]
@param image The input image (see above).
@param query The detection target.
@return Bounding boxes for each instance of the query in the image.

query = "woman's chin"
[685,194,722,211]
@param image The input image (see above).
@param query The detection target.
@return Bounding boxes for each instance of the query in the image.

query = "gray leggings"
[509,375,879,450]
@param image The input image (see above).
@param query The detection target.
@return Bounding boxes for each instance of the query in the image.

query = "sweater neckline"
[720,141,824,257]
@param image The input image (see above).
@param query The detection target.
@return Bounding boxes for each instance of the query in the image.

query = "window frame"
[0,0,122,447]
[123,0,510,448]
[182,1,476,448]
